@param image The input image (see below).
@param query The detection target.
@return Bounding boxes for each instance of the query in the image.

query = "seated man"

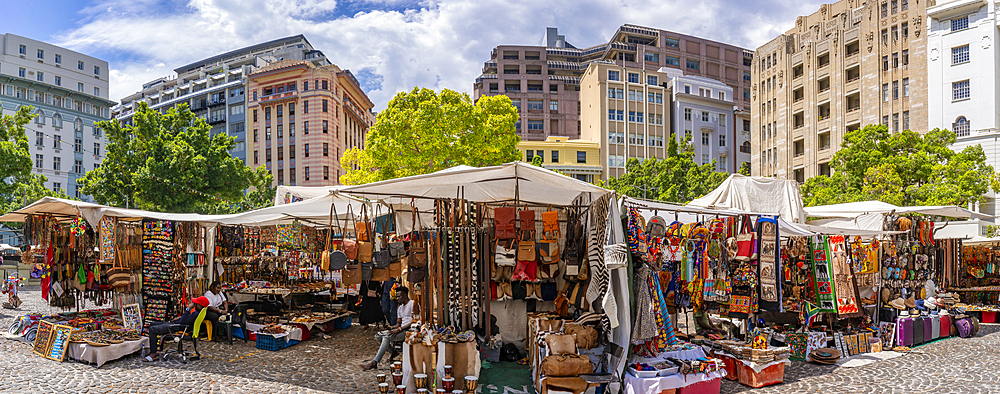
[361,286,418,370]
[203,281,229,323]
[143,296,209,362]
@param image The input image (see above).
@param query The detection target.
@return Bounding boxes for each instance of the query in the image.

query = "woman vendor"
[360,286,418,371]
[203,281,229,324]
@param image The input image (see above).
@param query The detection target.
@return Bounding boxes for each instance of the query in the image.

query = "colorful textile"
[799,301,821,326]
[757,217,780,304]
[828,235,863,317]
[651,270,678,347]
[787,333,807,360]
[99,217,116,263]
[811,236,837,313]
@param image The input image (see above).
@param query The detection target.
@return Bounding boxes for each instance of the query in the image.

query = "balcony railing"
[208,98,226,107]
[208,116,226,125]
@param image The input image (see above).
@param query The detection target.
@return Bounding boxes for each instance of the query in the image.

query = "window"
[647,75,658,86]
[34,132,43,146]
[744,89,751,100]
[608,110,615,121]
[664,55,680,67]
[18,44,26,55]
[549,101,558,112]
[702,132,710,145]
[636,112,644,123]
[577,151,587,163]
[627,73,639,83]
[73,160,82,174]
[527,100,543,110]
[882,55,889,71]
[903,111,910,130]
[323,120,329,133]
[953,80,971,100]
[893,52,899,68]
[954,116,970,136]
[902,23,909,39]
[18,67,25,78]
[525,150,534,161]
[527,120,544,130]
[536,151,544,162]
[36,72,43,82]
[616,110,624,121]
[512,99,521,110]
[883,83,890,102]
[608,88,616,99]
[892,0,898,14]
[53,135,61,149]
[36,49,44,59]
[883,115,890,126]
[893,113,900,132]
[952,45,970,65]
[902,49,909,65]
[893,80,899,99]
[902,0,908,10]
[323,143,329,156]
[628,111,636,122]
[686,60,700,70]
[719,92,725,101]
[35,154,43,168]
[74,138,82,153]
[322,100,328,112]
[551,151,559,163]
[94,87,100,96]
[77,60,84,70]
[881,2,888,17]
[952,15,969,32]
[664,38,679,48]
[321,80,329,90]
[719,114,726,126]
[702,111,709,122]
[304,167,310,181]
[719,134,726,147]
[644,52,659,63]
[702,154,709,165]
[53,183,61,192]
[54,76,61,86]
[655,93,663,104]
[628,90,636,101]
[53,157,61,171]
[303,144,309,157]
[616,89,624,99]
[78,82,84,93]
[324,166,329,180]
[94,66,100,75]
[608,70,620,81]
[684,85,690,94]
[684,108,692,121]
[93,143,100,156]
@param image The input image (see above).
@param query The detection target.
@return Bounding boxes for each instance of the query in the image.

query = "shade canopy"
[274,185,349,205]
[342,162,612,206]
[687,174,806,223]
[804,200,990,219]
[217,192,372,228]
[0,197,232,228]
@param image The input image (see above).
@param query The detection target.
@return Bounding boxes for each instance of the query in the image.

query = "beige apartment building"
[753,0,927,181]
[580,63,672,180]
[475,25,754,141]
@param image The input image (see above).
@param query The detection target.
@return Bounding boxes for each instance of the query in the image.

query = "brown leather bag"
[542,210,560,239]
[518,239,536,261]
[564,323,598,350]
[343,260,362,285]
[545,334,577,355]
[538,319,564,333]
[495,207,516,239]
[407,204,428,268]
[541,354,593,377]
[519,209,535,232]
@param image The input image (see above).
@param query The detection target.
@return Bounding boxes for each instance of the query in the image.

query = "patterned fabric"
[631,267,657,342]
[586,194,612,309]
[99,217,116,263]
[650,268,678,347]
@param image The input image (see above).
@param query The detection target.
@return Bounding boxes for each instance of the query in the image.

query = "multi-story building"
[112,35,331,163]
[752,0,927,181]
[0,33,113,199]
[580,63,672,180]
[929,0,1000,217]
[247,59,374,187]
[475,25,754,141]
[668,73,750,174]
[517,136,602,182]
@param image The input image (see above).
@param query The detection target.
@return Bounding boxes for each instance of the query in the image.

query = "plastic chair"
[161,308,208,363]
[217,304,249,345]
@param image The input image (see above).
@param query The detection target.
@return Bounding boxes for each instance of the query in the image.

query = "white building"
[0,33,113,199]
[668,72,749,174]
[928,0,1000,219]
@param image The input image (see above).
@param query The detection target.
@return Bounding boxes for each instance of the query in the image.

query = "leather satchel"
[519,209,535,232]
[343,239,358,260]
[541,354,593,377]
[542,210,560,239]
[343,260,362,285]
[564,323,598,349]
[356,204,370,242]
[518,232,536,262]
[495,207,516,239]
[408,234,428,268]
[538,239,560,264]
[545,334,577,355]
[371,267,390,281]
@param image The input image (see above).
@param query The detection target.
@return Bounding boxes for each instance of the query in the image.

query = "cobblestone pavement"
[2,286,998,393]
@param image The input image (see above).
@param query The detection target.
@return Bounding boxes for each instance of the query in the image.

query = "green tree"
[602,136,729,203]
[738,161,751,176]
[340,88,521,184]
[801,125,996,207]
[78,102,254,212]
[0,105,36,198]
[531,155,543,167]
[200,166,276,214]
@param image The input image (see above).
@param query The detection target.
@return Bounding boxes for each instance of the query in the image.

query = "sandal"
[142,355,159,362]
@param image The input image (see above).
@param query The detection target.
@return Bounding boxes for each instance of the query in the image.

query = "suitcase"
[897,317,913,346]
[913,317,925,345]
[930,315,941,339]
[922,317,933,343]
[940,315,951,338]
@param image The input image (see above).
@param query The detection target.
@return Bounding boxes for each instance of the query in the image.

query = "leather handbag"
[518,232,536,262]
[389,260,403,278]
[541,354,593,377]
[372,205,392,268]
[495,239,516,266]
[519,209,535,232]
[495,206,516,239]
[361,261,374,281]
[407,265,427,282]
[356,204,370,242]
[564,323,598,349]
[545,334,577,355]
[356,205,374,262]
[407,204,428,268]
[371,267,390,281]
[107,260,131,289]
[538,239,560,264]
[387,207,406,261]
[542,209,559,239]
[343,260,362,285]
[735,215,756,261]
[511,259,537,281]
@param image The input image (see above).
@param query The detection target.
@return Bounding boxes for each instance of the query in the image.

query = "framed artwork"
[122,303,143,331]
[878,322,896,348]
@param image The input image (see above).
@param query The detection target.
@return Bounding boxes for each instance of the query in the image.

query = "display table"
[66,337,149,368]
[628,347,708,365]
[623,370,725,394]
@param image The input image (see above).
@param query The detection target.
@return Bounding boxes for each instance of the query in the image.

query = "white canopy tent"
[0,197,233,228]
[274,185,349,205]
[687,174,806,223]
[804,200,991,220]
[219,192,373,229]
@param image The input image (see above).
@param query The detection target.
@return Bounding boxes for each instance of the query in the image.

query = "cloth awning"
[0,197,235,228]
[342,162,611,206]
[686,174,806,223]
[274,185,350,205]
[804,200,990,219]
[218,193,372,228]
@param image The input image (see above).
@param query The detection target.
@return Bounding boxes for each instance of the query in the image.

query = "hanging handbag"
[407,265,428,282]
[356,205,374,262]
[321,202,335,270]
[495,239,516,266]
[519,209,535,233]
[372,267,390,281]
[407,203,428,268]
[387,207,406,261]
[735,215,755,261]
[361,261,374,281]
[328,204,349,270]
[343,260,363,285]
[538,239,560,264]
[511,259,537,282]
[373,206,392,268]
[356,204,370,242]
[495,206,516,239]
[542,209,559,239]
[518,231,536,262]
[107,259,131,289]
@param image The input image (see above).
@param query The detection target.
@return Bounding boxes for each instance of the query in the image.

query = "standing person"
[359,280,384,329]
[203,281,228,324]
[381,277,397,328]
[143,297,208,362]
[361,286,418,370]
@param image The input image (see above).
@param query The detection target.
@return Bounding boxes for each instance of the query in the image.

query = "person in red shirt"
[143,297,209,362]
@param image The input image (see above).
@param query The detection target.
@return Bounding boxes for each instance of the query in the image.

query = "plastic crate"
[677,376,721,394]
[255,334,288,351]
[333,315,352,330]
[737,361,785,388]
[714,353,740,381]
[982,311,996,323]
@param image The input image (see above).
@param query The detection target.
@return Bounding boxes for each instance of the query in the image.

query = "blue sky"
[6,0,825,109]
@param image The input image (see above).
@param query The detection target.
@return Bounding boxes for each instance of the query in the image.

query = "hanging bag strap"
[325,202,334,251]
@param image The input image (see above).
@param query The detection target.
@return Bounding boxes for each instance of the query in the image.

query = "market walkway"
[1,287,998,393]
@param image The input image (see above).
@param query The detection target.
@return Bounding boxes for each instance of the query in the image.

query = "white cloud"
[55,0,826,109]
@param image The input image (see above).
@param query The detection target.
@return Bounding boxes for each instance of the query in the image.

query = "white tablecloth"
[628,347,708,365]
[623,371,725,394]
[66,337,149,368]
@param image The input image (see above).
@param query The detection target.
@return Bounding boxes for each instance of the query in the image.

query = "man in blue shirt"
[143,296,209,362]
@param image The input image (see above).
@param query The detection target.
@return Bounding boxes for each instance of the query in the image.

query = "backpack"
[955,317,974,338]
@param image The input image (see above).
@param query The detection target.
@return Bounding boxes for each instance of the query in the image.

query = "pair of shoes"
[389,349,400,360]
[360,361,377,371]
